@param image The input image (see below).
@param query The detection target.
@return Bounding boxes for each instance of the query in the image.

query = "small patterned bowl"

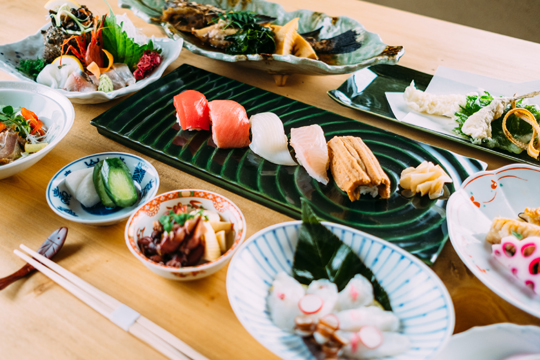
[46,152,159,226]
[226,221,455,360]
[125,189,246,280]
[447,163,540,318]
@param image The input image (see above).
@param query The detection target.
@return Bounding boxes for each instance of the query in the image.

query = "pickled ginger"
[249,112,296,166]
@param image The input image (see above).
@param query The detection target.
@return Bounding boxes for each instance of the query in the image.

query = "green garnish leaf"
[16,58,46,81]
[159,210,195,233]
[225,23,275,55]
[292,200,392,311]
[102,13,157,70]
[511,230,523,240]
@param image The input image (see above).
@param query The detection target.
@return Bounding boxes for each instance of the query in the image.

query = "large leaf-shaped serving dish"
[90,64,486,264]
[119,0,404,76]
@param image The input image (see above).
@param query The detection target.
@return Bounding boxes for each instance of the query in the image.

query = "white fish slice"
[249,112,297,166]
[290,124,329,184]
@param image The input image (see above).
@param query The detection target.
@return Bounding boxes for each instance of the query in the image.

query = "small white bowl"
[0,81,74,180]
[125,189,247,280]
[227,221,455,360]
[46,152,159,226]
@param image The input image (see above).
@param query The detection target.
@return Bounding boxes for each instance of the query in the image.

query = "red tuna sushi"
[208,100,251,148]
[173,90,210,131]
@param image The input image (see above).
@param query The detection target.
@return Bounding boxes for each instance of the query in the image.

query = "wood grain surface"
[1,0,539,358]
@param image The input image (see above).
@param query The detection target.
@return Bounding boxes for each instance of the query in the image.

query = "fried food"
[327,136,390,201]
[486,217,540,244]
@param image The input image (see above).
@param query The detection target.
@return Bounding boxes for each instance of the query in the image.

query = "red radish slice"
[298,294,324,314]
[358,326,383,349]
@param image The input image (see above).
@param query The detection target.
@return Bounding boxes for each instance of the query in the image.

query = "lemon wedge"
[45,0,80,11]
[25,143,48,153]
[52,55,83,71]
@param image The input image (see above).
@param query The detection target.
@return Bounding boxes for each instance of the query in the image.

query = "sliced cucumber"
[93,160,116,208]
[101,158,138,207]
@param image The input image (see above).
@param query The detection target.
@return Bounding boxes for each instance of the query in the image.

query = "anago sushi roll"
[173,90,211,131]
[209,100,251,148]
[290,125,329,184]
[249,112,296,166]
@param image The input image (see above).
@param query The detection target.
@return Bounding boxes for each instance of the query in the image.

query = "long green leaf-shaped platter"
[119,0,404,76]
[90,64,486,264]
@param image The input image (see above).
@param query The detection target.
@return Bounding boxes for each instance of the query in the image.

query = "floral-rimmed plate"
[0,24,183,104]
[46,152,159,226]
[447,164,540,318]
[227,221,455,360]
[119,0,404,78]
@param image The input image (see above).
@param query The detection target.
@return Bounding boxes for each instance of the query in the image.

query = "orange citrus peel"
[502,101,540,159]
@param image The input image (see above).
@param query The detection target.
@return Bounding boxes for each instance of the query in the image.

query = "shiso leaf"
[292,200,392,311]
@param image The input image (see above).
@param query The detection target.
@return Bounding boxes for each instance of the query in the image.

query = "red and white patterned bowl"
[125,189,246,280]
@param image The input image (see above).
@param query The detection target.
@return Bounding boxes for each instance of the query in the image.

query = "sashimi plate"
[119,0,404,76]
[226,221,455,360]
[447,164,540,318]
[0,24,183,104]
[90,64,486,264]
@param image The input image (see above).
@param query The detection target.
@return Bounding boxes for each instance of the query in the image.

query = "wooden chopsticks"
[14,245,208,360]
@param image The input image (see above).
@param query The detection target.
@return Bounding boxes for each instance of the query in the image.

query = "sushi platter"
[2,0,540,359]
[91,64,486,264]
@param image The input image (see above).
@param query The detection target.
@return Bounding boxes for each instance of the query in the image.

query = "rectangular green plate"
[328,64,540,166]
[91,64,486,264]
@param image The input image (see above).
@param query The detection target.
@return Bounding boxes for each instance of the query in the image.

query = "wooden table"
[1,0,539,358]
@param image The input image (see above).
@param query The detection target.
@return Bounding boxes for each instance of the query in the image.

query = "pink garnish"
[492,235,540,294]
[133,50,162,80]
[351,332,359,353]
[277,292,285,300]
[350,284,359,302]
[298,294,324,314]
[357,326,383,349]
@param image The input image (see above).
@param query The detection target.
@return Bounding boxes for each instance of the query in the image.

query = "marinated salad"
[0,105,51,165]
[16,0,162,93]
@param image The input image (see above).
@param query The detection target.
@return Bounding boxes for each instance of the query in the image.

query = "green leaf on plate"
[292,200,392,311]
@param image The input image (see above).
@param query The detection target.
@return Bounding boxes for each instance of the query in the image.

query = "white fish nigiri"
[338,330,410,359]
[249,113,296,166]
[336,306,400,332]
[290,125,329,184]
[337,274,375,310]
[306,279,338,319]
[268,272,305,331]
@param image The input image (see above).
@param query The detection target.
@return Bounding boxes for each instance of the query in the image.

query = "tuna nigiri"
[173,90,211,131]
[249,112,296,166]
[290,125,329,184]
[208,100,250,148]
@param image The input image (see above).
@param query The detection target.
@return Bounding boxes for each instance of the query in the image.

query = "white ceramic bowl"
[46,152,159,226]
[0,81,74,180]
[0,24,183,104]
[227,221,455,360]
[447,164,540,318]
[125,189,247,280]
[436,323,540,360]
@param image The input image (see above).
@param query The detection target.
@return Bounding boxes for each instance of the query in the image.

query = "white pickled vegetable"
[64,168,93,195]
[202,221,221,261]
[75,172,101,208]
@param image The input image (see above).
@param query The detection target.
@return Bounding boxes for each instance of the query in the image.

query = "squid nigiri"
[249,112,296,166]
[173,90,211,131]
[209,100,250,148]
[268,272,305,331]
[290,125,329,184]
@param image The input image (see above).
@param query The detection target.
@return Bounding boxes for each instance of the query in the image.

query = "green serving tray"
[91,64,486,264]
[328,64,540,165]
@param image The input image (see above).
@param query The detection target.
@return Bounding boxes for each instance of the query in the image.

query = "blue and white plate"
[227,221,455,360]
[46,152,159,226]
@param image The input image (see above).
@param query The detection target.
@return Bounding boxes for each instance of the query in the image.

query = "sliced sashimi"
[173,90,210,131]
[290,125,329,184]
[249,112,296,166]
[208,100,250,148]
[64,70,97,92]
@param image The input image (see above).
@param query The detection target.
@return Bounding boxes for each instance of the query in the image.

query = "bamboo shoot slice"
[210,221,232,233]
[202,222,221,261]
[216,230,226,253]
